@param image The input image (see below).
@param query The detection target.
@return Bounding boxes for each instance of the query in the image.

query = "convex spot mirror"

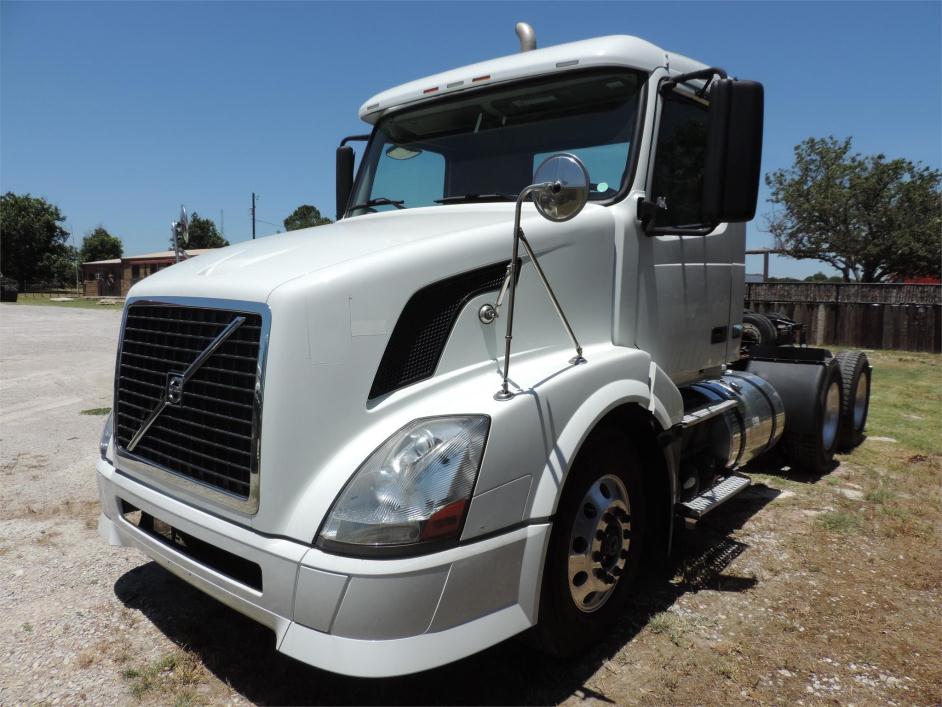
[531,153,590,222]
[385,144,423,160]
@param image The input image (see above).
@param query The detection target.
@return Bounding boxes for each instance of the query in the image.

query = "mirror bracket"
[495,153,590,401]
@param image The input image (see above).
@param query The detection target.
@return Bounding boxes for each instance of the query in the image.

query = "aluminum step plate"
[681,474,752,519]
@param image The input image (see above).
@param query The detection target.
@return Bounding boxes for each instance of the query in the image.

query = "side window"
[370,146,445,210]
[650,91,709,228]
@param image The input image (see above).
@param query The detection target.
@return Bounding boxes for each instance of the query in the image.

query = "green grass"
[847,349,942,456]
[80,407,112,416]
[121,651,206,703]
[648,611,688,646]
[3,294,122,310]
[815,510,861,533]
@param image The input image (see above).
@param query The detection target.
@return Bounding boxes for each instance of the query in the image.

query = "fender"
[526,357,682,520]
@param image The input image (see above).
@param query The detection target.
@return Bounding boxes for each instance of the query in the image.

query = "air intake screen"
[369,261,509,399]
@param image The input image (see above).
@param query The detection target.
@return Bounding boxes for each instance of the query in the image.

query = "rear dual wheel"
[776,358,844,474]
[834,351,871,450]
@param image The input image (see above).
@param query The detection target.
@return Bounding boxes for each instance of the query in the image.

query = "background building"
[81,249,211,297]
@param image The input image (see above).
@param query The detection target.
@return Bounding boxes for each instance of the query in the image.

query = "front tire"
[533,429,646,656]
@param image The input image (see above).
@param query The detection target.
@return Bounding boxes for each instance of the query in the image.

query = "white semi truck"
[96,26,872,677]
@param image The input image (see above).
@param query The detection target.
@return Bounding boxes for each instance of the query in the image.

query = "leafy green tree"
[766,137,942,282]
[40,245,80,287]
[80,226,123,263]
[0,192,71,288]
[803,271,843,283]
[283,204,332,231]
[178,212,228,249]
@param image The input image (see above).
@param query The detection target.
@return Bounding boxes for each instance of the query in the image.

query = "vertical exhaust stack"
[515,22,536,52]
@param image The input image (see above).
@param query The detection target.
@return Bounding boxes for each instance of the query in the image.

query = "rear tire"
[742,312,777,346]
[778,359,843,474]
[532,428,646,657]
[834,351,871,450]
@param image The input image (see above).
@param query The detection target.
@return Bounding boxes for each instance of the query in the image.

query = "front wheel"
[532,429,646,656]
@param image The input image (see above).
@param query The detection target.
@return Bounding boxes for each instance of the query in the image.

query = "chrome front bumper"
[96,458,550,677]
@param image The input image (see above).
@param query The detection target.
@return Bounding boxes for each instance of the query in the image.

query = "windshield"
[347,69,645,216]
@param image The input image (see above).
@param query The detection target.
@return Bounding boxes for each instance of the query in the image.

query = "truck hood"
[129,206,519,303]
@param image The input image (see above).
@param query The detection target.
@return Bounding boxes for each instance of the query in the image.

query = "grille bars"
[126,315,246,452]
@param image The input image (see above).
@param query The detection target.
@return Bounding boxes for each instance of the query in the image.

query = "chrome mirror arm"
[495,182,585,401]
[494,184,540,401]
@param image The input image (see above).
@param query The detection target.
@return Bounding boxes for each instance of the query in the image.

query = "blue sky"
[2,1,940,278]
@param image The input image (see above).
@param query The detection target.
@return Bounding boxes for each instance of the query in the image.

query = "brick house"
[81,249,212,297]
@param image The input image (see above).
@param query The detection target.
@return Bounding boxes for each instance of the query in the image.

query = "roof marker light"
[366,102,379,110]
[423,86,439,94]
[556,60,579,68]
[446,80,464,89]
[472,74,491,83]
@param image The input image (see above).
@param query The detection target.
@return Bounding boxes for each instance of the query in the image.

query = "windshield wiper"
[348,197,406,211]
[434,193,516,204]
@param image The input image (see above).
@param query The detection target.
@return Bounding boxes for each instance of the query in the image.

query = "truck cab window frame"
[645,83,715,236]
[346,68,649,218]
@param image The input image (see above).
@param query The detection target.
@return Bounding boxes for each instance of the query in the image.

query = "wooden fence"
[745,283,941,353]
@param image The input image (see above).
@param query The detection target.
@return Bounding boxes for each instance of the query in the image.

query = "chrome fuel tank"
[691,371,786,468]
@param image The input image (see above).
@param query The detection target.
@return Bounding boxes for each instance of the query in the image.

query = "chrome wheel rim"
[822,381,841,450]
[853,372,869,431]
[567,474,630,613]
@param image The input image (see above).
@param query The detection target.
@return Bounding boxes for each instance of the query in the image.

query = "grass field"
[3,294,122,309]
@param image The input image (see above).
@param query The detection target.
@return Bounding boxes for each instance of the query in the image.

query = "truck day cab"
[96,25,872,677]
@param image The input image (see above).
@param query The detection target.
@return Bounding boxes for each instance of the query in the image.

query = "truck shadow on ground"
[113,485,778,705]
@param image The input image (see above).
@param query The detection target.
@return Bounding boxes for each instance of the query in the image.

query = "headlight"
[318,415,489,553]
[99,412,114,461]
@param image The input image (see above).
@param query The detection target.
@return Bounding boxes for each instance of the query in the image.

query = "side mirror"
[531,153,590,222]
[702,79,764,223]
[336,145,355,220]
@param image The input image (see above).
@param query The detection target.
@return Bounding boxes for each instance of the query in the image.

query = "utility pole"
[220,209,225,239]
[251,192,256,240]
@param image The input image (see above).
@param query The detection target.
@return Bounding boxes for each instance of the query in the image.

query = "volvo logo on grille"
[126,314,246,452]
[166,373,184,405]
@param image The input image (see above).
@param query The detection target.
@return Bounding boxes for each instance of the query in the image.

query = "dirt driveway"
[1,304,939,705]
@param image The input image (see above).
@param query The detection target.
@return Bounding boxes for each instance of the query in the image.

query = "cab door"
[633,79,736,384]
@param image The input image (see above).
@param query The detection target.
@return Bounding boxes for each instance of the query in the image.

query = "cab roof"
[358,34,709,124]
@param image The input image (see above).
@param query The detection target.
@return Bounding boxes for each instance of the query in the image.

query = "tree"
[765,137,942,282]
[40,245,79,287]
[283,204,332,231]
[0,192,71,288]
[803,271,843,283]
[80,226,123,263]
[177,212,228,249]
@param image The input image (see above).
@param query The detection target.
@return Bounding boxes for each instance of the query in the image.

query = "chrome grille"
[115,302,264,501]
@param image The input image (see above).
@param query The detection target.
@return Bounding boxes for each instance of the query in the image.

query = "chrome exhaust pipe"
[515,22,536,52]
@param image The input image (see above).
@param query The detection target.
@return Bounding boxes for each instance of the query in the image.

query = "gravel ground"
[1,304,938,706]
